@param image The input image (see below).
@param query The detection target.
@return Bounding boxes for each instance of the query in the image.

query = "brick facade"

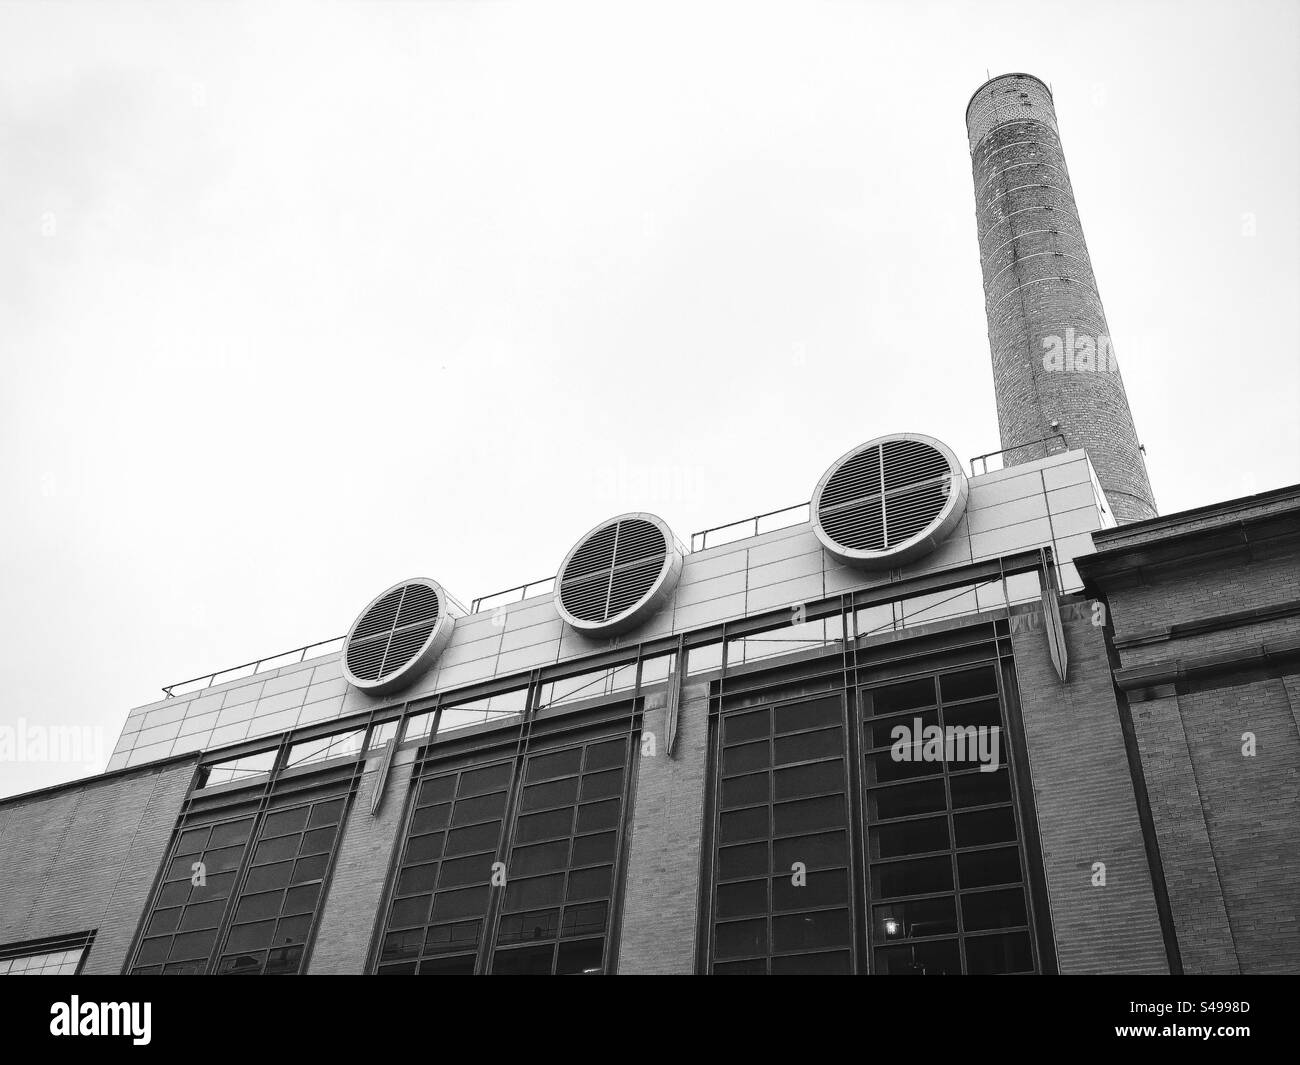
[616,683,710,974]
[0,757,196,974]
[1010,600,1169,973]
[307,746,418,974]
[1079,486,1300,974]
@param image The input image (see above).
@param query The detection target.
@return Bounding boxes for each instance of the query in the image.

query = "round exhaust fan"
[812,433,969,569]
[555,513,684,637]
[343,578,465,695]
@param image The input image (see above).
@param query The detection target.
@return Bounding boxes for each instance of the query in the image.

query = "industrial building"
[0,73,1295,976]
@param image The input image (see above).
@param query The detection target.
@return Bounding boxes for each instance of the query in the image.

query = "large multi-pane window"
[709,694,855,974]
[704,655,1039,974]
[378,761,515,974]
[214,795,347,975]
[374,710,636,974]
[129,731,362,975]
[0,934,93,975]
[863,665,1032,975]
[131,816,256,974]
[491,735,628,974]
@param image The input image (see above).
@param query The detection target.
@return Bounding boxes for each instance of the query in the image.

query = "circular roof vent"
[343,578,465,695]
[555,513,684,637]
[812,433,969,569]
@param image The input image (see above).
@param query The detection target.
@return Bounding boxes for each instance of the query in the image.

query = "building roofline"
[0,750,200,811]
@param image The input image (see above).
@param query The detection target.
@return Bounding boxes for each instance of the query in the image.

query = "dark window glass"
[943,699,1001,731]
[720,805,769,844]
[497,910,559,945]
[389,895,432,929]
[520,778,579,813]
[445,822,503,857]
[417,777,454,807]
[724,710,769,744]
[715,919,767,961]
[722,773,769,809]
[583,741,625,772]
[452,791,508,825]
[418,954,474,975]
[961,887,1028,932]
[940,667,998,704]
[867,708,939,750]
[869,678,936,716]
[556,937,604,975]
[405,833,446,864]
[244,860,294,894]
[491,944,555,975]
[956,846,1021,889]
[771,909,850,953]
[252,836,297,866]
[771,868,848,912]
[773,728,842,766]
[576,799,619,834]
[722,741,769,775]
[308,799,346,827]
[178,900,225,931]
[771,950,851,974]
[964,930,1033,974]
[571,832,617,868]
[773,697,841,735]
[872,855,954,899]
[772,831,847,873]
[954,807,1017,848]
[872,896,958,939]
[718,842,769,880]
[950,768,1012,808]
[411,804,450,835]
[774,760,845,801]
[869,778,947,821]
[874,937,961,975]
[264,944,304,975]
[262,808,309,838]
[514,808,573,844]
[871,816,950,859]
[772,795,845,836]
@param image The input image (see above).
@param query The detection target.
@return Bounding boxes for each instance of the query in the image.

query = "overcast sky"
[2,0,1297,797]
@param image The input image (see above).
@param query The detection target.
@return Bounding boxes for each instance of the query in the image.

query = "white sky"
[2,0,1298,797]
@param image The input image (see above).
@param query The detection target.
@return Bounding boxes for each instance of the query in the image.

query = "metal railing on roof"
[689,501,810,553]
[470,577,557,614]
[161,635,346,699]
[968,434,1068,476]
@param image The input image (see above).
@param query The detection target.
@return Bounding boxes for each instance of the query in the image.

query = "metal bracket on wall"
[1039,547,1069,681]
[664,634,686,759]
[369,722,401,817]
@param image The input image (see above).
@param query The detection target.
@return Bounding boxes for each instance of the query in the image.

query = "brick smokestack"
[966,73,1156,523]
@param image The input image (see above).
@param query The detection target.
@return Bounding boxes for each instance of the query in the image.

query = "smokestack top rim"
[965,71,1054,126]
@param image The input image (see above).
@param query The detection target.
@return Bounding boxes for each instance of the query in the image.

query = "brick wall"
[967,73,1156,524]
[307,745,417,974]
[1126,694,1239,973]
[0,758,196,973]
[1010,603,1169,973]
[1084,492,1300,973]
[616,683,710,974]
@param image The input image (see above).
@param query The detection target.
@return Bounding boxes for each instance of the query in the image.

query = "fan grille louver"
[819,439,953,552]
[345,582,442,683]
[812,434,969,569]
[558,517,668,625]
